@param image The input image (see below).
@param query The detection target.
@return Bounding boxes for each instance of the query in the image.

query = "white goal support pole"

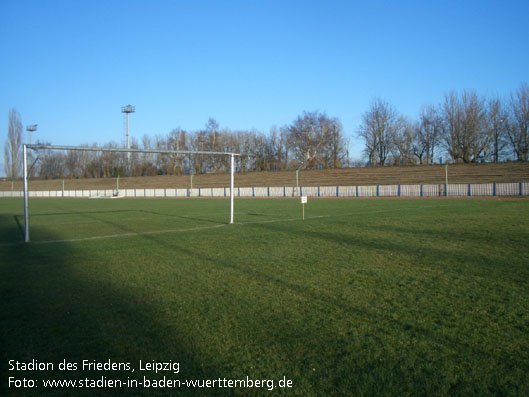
[22,144,240,243]
[23,144,29,242]
[230,154,234,224]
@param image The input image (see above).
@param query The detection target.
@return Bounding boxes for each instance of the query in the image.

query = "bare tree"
[440,91,464,161]
[69,143,97,178]
[266,126,287,170]
[414,105,442,164]
[37,143,66,178]
[65,149,82,177]
[278,126,290,168]
[286,111,321,169]
[393,119,416,165]
[203,118,225,172]
[322,117,346,168]
[441,90,487,163]
[140,134,157,175]
[3,142,9,178]
[286,111,343,169]
[507,82,529,161]
[165,128,188,174]
[128,137,140,176]
[248,131,267,171]
[236,130,253,172]
[190,130,206,174]
[357,99,401,166]
[4,108,23,179]
[463,91,489,162]
[100,141,121,177]
[486,97,507,162]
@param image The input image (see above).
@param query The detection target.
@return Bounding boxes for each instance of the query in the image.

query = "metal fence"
[2,182,528,199]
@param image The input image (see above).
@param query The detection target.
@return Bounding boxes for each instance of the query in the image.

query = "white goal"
[22,144,239,243]
[88,189,123,198]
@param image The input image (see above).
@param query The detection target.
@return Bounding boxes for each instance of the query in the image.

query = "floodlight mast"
[121,105,135,171]
[22,144,240,243]
[26,124,38,144]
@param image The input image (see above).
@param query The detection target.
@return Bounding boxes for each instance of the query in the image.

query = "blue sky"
[1,0,528,174]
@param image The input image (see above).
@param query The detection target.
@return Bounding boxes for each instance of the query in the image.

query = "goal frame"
[22,144,240,243]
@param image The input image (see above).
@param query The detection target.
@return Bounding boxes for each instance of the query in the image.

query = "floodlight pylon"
[121,105,135,172]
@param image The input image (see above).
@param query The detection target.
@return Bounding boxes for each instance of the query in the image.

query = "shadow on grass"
[0,215,223,397]
[3,210,527,396]
[139,209,227,225]
[16,209,142,218]
[124,226,480,394]
[247,216,514,275]
[15,208,225,237]
[12,216,24,240]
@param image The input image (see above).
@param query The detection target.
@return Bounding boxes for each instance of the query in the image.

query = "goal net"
[22,144,239,242]
[88,189,122,198]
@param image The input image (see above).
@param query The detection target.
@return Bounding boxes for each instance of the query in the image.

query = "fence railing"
[2,182,528,199]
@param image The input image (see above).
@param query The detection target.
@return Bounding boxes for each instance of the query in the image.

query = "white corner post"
[230,154,235,224]
[23,144,30,243]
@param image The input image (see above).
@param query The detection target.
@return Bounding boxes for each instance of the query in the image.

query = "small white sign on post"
[301,195,307,220]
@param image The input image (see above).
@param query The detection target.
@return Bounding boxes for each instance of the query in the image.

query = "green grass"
[1,197,529,396]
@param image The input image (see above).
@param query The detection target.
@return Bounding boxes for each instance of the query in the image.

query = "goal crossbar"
[22,144,240,243]
[26,144,239,157]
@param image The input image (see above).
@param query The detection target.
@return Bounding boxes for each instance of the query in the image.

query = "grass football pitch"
[1,197,529,395]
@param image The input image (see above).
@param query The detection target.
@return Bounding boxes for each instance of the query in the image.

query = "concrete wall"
[2,182,528,199]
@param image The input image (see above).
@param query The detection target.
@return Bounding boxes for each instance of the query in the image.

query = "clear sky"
[1,0,528,175]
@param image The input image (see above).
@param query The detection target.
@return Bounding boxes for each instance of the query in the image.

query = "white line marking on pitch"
[34,224,228,244]
[235,204,451,225]
[29,216,156,226]
[0,224,227,246]
[0,204,451,247]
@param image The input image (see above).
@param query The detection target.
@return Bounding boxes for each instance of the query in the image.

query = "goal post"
[22,144,240,243]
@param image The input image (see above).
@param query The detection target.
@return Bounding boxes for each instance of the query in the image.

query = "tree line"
[4,112,347,179]
[3,82,528,180]
[359,83,529,166]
